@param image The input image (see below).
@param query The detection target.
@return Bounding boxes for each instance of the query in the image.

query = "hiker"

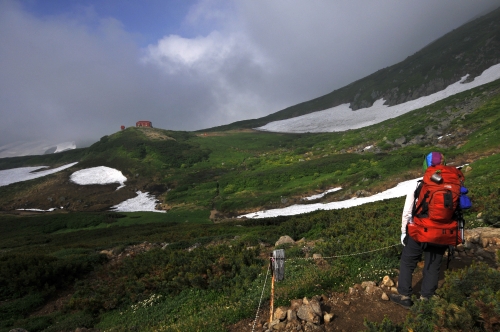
[389,152,465,309]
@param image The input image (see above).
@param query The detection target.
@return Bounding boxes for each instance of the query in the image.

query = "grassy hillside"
[204,6,500,132]
[1,9,500,330]
[0,78,499,331]
[1,78,500,215]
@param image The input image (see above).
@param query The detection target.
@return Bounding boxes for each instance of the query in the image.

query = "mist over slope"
[258,63,500,133]
[204,6,500,132]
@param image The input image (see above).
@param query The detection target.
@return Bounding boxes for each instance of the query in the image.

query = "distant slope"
[203,6,500,132]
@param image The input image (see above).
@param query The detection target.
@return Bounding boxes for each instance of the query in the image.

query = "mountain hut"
[136,121,152,128]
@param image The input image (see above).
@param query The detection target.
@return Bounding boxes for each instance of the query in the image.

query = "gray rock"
[309,299,322,316]
[304,322,325,331]
[269,319,281,330]
[297,303,320,324]
[290,299,303,310]
[275,235,295,247]
[381,275,394,287]
[394,137,406,146]
[324,312,334,324]
[274,306,288,321]
[272,321,286,330]
[287,309,297,321]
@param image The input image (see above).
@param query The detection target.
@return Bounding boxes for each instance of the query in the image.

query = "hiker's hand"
[401,233,407,246]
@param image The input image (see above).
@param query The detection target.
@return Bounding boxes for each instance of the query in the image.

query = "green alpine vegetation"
[0,78,499,331]
[1,8,500,331]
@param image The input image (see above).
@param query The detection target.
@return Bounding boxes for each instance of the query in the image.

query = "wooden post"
[270,253,274,323]
[270,249,285,323]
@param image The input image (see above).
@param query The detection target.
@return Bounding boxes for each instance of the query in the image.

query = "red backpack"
[408,165,465,246]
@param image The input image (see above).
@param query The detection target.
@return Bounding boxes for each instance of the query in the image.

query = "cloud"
[142,30,273,122]
[0,0,499,153]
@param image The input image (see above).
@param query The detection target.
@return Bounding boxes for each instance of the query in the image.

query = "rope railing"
[288,243,400,261]
[251,264,271,332]
[250,242,400,330]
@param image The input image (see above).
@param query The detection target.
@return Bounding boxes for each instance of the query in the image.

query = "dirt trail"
[228,254,493,332]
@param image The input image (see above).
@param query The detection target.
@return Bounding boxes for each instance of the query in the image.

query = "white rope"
[251,263,271,332]
[288,243,400,261]
[249,242,399,331]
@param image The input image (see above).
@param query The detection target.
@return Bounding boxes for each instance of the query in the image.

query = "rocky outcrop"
[260,277,400,331]
[99,241,168,264]
[262,296,332,332]
[456,227,500,262]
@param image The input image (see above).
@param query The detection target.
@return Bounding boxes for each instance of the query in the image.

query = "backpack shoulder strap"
[412,180,424,217]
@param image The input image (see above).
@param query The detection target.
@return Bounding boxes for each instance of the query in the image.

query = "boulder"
[268,318,281,330]
[324,312,334,324]
[275,235,295,247]
[287,309,297,321]
[273,306,288,321]
[361,281,376,289]
[271,321,286,330]
[309,299,322,316]
[297,301,321,324]
[394,136,406,146]
[381,275,394,287]
[290,298,303,310]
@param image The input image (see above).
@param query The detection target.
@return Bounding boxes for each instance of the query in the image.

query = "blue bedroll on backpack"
[459,186,472,209]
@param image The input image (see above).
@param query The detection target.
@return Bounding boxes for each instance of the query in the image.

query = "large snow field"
[238,177,420,219]
[110,191,166,213]
[258,63,500,133]
[0,162,78,187]
[70,166,127,189]
[0,140,76,158]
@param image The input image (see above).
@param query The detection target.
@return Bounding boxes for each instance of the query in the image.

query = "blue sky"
[23,0,199,44]
[1,0,499,151]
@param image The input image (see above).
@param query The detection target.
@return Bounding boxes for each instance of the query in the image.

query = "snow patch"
[0,140,77,158]
[0,162,78,187]
[258,63,500,133]
[17,208,58,212]
[54,141,76,153]
[110,191,166,213]
[70,166,127,190]
[238,177,420,219]
[302,187,342,201]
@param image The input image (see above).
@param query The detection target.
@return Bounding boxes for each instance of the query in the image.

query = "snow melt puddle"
[70,166,127,190]
[302,187,342,201]
[110,191,166,213]
[238,177,421,219]
[0,162,78,187]
[258,63,500,133]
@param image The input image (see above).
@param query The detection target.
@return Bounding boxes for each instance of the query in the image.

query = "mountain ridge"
[1,7,500,332]
[202,6,500,132]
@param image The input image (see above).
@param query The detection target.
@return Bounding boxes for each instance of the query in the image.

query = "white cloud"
[142,30,273,122]
[143,31,244,73]
[1,0,499,150]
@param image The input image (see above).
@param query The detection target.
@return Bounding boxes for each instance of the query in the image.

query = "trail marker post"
[269,249,285,323]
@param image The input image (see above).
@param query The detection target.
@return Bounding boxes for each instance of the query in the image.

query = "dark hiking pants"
[397,236,447,298]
